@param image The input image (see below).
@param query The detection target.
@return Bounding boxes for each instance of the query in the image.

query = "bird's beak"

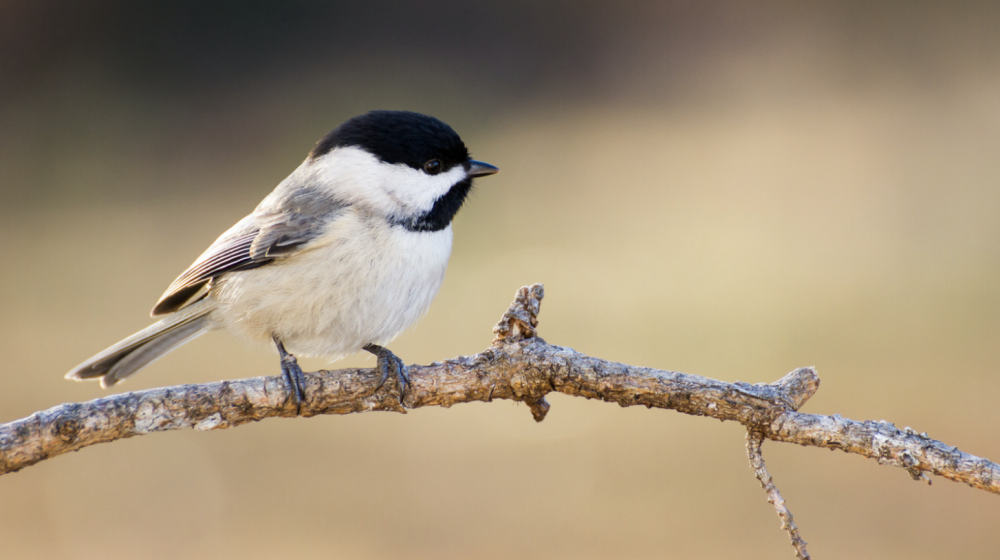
[468,160,499,178]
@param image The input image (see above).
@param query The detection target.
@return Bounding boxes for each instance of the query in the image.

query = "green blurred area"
[2,1,1000,558]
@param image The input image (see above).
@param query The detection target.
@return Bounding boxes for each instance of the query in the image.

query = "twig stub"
[492,283,544,344]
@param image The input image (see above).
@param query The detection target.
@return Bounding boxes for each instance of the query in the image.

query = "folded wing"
[151,211,327,315]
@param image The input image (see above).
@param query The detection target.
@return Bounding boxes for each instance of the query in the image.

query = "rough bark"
[747,431,810,559]
[2,284,998,555]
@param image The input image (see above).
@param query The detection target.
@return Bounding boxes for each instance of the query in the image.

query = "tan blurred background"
[2,1,1000,558]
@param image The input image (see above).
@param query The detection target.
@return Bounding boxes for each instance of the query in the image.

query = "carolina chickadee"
[66,110,499,409]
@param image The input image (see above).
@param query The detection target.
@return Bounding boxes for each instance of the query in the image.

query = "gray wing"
[151,211,325,316]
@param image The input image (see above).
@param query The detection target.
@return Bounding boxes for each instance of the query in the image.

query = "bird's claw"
[274,337,306,415]
[364,344,409,403]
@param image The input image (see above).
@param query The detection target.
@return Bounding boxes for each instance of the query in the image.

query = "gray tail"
[65,299,216,388]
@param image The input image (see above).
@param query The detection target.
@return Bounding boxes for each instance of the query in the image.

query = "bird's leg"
[363,343,409,401]
[273,336,305,415]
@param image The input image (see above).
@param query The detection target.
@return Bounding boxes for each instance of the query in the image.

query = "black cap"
[310,110,470,173]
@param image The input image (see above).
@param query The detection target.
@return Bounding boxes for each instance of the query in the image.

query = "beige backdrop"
[2,2,999,558]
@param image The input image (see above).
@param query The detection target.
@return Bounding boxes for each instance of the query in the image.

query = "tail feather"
[66,299,216,387]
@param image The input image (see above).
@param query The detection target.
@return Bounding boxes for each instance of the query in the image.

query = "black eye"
[423,159,442,175]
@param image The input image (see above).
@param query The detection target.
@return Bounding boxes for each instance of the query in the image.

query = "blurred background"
[2,0,1000,558]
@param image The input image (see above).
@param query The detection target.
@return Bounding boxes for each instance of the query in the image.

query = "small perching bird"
[66,110,499,410]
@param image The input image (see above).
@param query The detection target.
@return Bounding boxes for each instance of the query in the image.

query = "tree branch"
[747,430,810,559]
[2,284,998,554]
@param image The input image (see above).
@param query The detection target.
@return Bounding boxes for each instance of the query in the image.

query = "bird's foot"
[363,343,409,403]
[273,337,306,415]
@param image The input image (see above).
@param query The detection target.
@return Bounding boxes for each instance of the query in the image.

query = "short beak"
[468,160,499,178]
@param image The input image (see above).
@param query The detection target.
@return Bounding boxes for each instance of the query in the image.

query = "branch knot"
[492,283,544,344]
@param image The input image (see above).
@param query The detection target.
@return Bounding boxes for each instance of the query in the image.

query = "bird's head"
[306,110,498,232]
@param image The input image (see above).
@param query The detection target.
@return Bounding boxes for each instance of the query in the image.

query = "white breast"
[209,209,453,358]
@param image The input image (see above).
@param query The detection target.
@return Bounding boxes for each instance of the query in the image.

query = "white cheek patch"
[306,147,384,204]
[304,146,466,216]
[379,164,466,214]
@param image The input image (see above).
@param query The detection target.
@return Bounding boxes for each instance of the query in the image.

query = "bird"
[65,110,499,411]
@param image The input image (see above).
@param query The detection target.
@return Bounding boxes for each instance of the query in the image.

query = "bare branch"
[747,430,810,559]
[2,283,998,508]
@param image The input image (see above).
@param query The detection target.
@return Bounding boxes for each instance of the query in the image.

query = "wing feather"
[151,211,324,316]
